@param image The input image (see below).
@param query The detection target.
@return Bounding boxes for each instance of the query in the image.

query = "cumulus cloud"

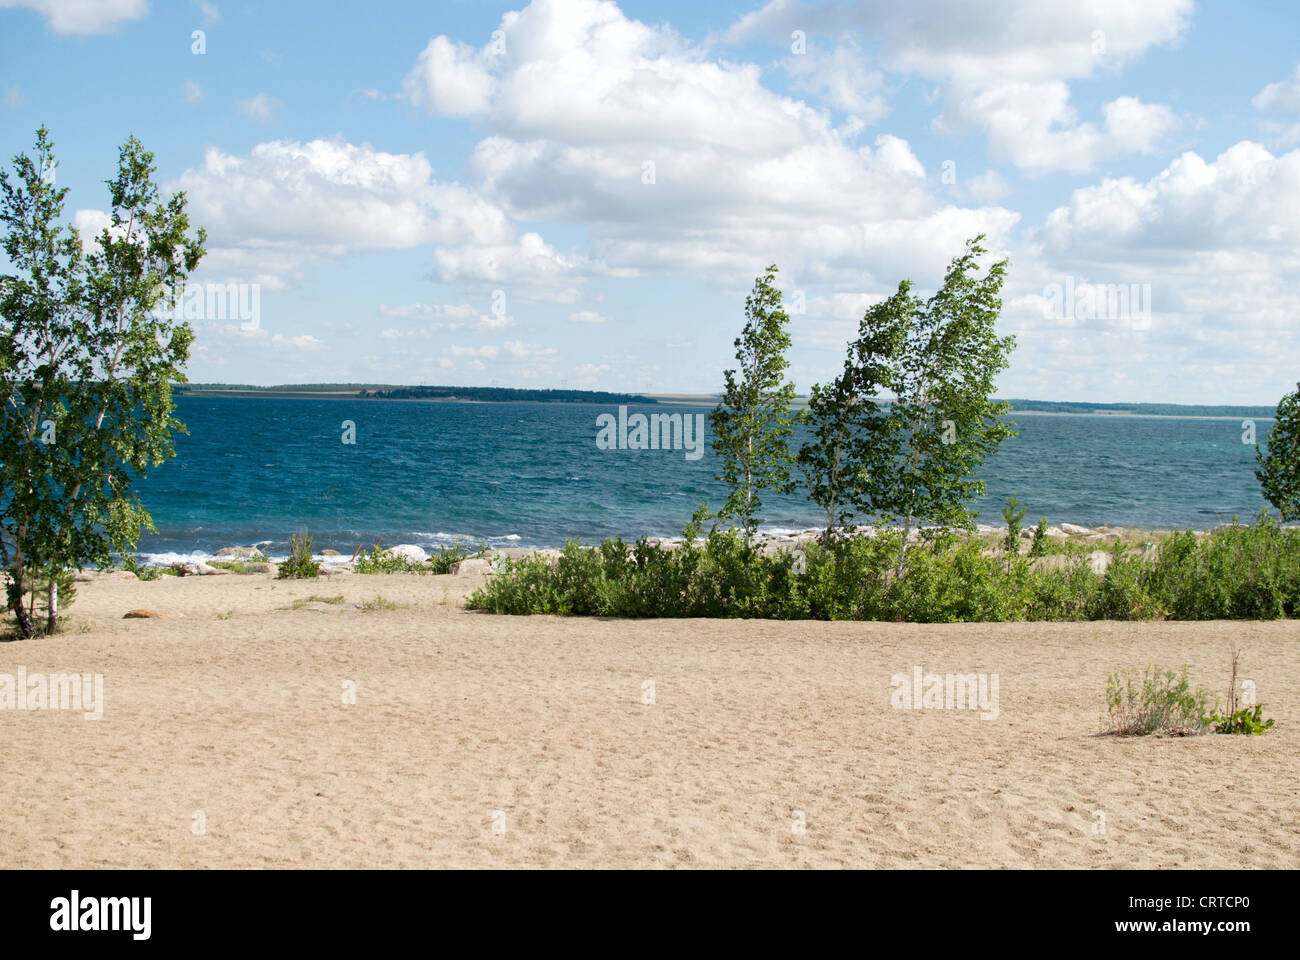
[1011,141,1300,400]
[727,0,1190,175]
[0,0,147,34]
[1253,63,1300,114]
[406,0,1018,295]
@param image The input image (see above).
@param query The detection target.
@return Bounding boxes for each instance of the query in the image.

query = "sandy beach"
[2,568,1298,869]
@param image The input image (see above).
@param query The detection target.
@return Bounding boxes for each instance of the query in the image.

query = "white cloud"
[404,0,1018,293]
[271,333,325,351]
[503,339,558,359]
[937,86,1178,176]
[236,93,280,122]
[182,80,203,104]
[170,137,589,299]
[782,35,887,123]
[447,344,500,358]
[728,0,1191,175]
[0,0,147,34]
[1253,63,1300,114]
[569,310,607,323]
[1011,141,1300,400]
[403,35,494,116]
[199,1,218,25]
[379,302,515,331]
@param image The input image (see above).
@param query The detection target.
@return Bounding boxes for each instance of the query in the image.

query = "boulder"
[1086,551,1112,575]
[214,546,265,559]
[123,609,164,619]
[1059,523,1092,536]
[320,549,342,556]
[449,557,494,576]
[384,544,428,564]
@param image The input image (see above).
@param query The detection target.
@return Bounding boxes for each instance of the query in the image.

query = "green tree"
[1001,494,1026,565]
[1256,383,1300,521]
[847,235,1017,575]
[0,128,205,637]
[710,265,798,547]
[797,311,901,541]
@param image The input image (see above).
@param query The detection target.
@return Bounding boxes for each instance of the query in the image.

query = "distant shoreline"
[170,384,1277,419]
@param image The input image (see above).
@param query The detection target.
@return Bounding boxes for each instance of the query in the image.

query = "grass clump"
[277,531,320,580]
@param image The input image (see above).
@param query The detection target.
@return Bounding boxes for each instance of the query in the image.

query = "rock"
[123,609,164,619]
[1086,551,1112,575]
[243,562,276,575]
[449,557,494,576]
[320,563,354,575]
[1059,523,1092,536]
[214,546,265,559]
[384,544,428,564]
[1044,525,1067,538]
[171,562,199,577]
[321,549,342,556]
[1019,528,1035,539]
[77,569,139,582]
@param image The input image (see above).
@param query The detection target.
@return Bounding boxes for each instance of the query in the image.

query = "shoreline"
[122,520,1278,569]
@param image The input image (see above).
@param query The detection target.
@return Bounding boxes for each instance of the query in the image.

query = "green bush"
[1104,665,1211,736]
[120,554,163,581]
[277,531,320,580]
[466,516,1300,624]
[1208,704,1275,735]
[354,541,475,575]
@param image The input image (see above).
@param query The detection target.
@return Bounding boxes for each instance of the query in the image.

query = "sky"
[1,0,1298,404]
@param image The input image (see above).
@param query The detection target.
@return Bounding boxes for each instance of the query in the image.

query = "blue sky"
[2,0,1299,403]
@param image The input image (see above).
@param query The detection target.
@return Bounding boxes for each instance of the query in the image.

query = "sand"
[2,569,1298,869]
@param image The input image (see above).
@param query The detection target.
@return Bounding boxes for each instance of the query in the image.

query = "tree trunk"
[46,575,58,635]
[11,573,34,638]
[895,512,912,579]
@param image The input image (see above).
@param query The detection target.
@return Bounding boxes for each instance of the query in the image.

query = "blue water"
[132,397,1275,560]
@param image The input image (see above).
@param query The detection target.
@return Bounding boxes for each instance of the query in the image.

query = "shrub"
[1104,665,1211,736]
[120,554,163,581]
[466,516,1300,624]
[277,531,320,580]
[354,541,475,574]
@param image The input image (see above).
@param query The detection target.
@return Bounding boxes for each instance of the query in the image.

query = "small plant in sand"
[120,555,163,581]
[1104,664,1211,736]
[1206,649,1275,735]
[358,594,403,612]
[277,531,320,580]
